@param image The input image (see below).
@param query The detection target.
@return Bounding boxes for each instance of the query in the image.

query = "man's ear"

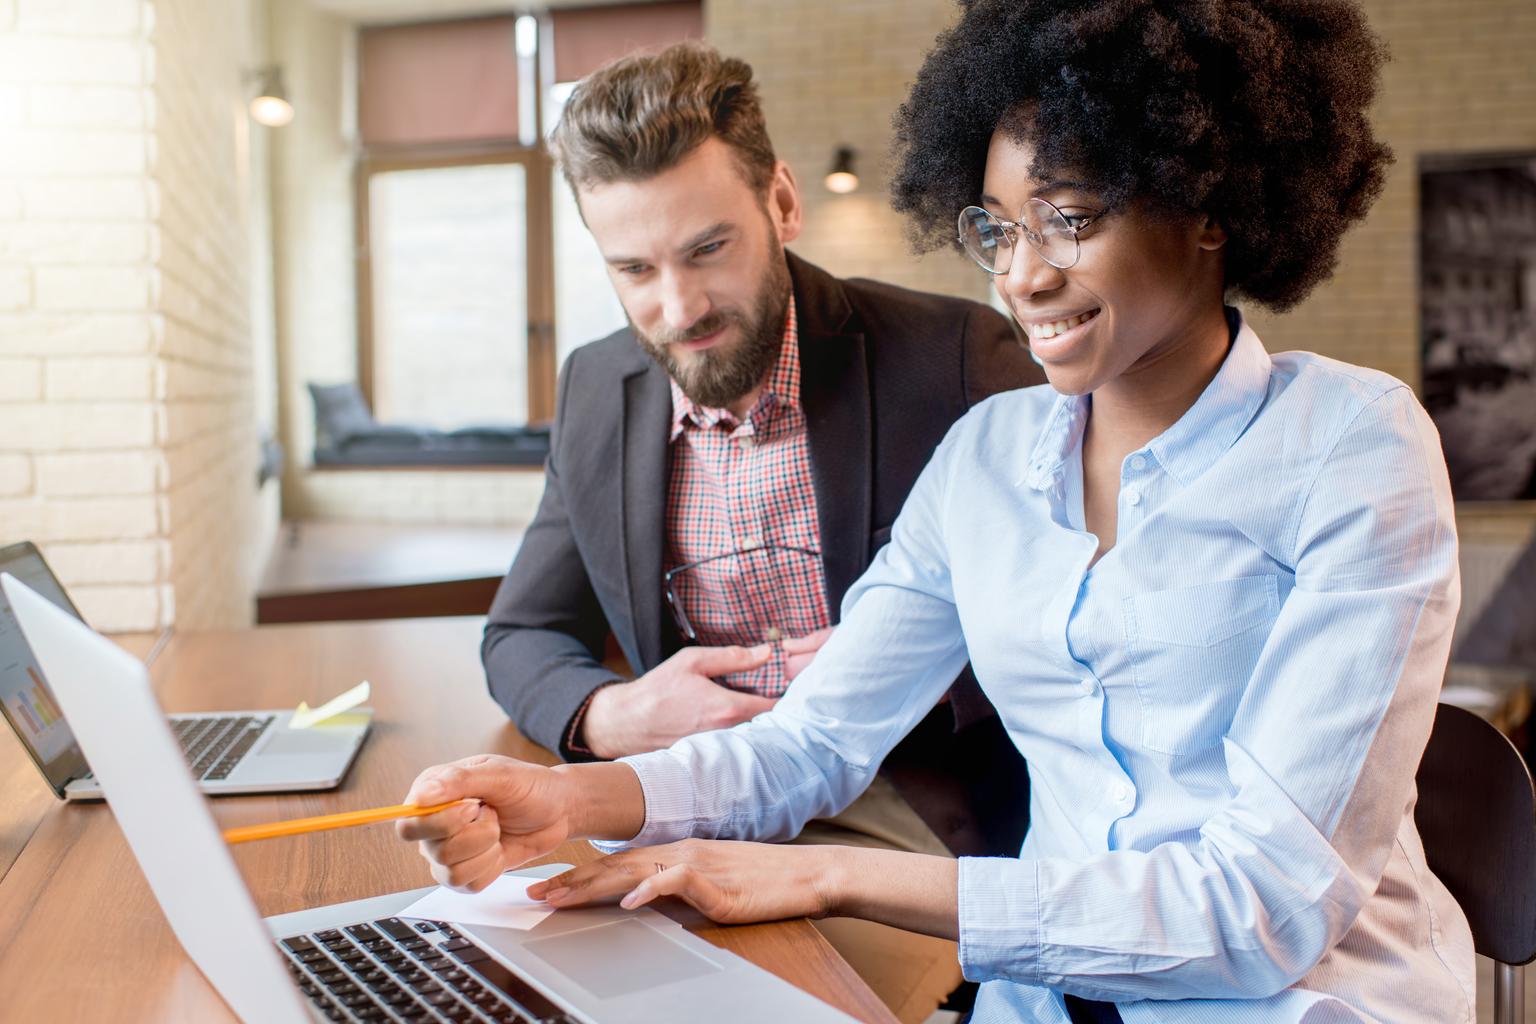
[768,160,803,245]
[1197,213,1227,251]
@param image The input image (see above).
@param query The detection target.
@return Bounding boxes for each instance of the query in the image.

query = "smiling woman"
[394,6,1472,1024]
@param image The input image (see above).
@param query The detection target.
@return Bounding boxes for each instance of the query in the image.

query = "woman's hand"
[396,755,644,893]
[525,839,841,924]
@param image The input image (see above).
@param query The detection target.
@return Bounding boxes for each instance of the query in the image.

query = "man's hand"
[395,755,577,892]
[782,626,834,682]
[581,644,779,759]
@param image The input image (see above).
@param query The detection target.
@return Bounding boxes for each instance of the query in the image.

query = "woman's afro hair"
[891,0,1393,311]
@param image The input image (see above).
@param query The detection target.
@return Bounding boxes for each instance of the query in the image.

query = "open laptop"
[2,572,854,1024]
[0,540,370,800]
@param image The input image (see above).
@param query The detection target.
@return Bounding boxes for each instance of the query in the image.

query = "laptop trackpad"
[260,728,347,755]
[523,919,721,999]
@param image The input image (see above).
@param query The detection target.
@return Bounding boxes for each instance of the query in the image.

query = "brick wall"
[707,0,989,306]
[0,0,275,631]
[154,0,275,629]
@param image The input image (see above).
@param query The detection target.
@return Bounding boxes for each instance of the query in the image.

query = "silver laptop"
[0,541,370,800]
[3,572,855,1023]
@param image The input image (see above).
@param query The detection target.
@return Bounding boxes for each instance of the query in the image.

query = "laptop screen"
[0,542,90,795]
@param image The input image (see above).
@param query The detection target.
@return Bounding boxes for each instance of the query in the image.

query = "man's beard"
[633,245,792,411]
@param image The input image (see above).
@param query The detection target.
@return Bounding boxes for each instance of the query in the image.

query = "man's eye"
[618,264,649,276]
[693,241,725,258]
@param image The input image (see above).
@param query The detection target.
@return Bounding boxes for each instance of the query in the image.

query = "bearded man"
[480,41,1042,1024]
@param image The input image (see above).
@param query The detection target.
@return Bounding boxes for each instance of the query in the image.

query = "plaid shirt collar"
[669,295,800,442]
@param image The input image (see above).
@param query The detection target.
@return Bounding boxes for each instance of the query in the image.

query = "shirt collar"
[1020,307,1271,490]
[670,296,799,441]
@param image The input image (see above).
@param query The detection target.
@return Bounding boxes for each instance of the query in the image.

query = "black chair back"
[1414,701,1536,965]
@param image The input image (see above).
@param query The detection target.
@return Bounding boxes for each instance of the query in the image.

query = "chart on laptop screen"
[3,664,70,759]
[0,551,84,767]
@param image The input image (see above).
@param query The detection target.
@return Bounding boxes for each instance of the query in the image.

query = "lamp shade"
[249,66,294,127]
[825,146,858,194]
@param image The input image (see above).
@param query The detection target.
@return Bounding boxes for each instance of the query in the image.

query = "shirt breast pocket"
[1125,574,1280,756]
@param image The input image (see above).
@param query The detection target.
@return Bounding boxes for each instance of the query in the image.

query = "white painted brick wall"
[0,267,29,309]
[35,451,160,496]
[42,538,164,585]
[0,454,31,496]
[0,0,268,632]
[15,0,142,36]
[0,357,42,400]
[34,266,157,310]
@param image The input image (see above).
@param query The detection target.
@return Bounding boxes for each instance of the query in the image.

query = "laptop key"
[373,917,419,941]
[281,935,317,953]
[463,959,563,1020]
[346,924,382,942]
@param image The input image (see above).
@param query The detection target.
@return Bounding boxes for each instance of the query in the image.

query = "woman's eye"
[618,264,649,276]
[1061,212,1096,232]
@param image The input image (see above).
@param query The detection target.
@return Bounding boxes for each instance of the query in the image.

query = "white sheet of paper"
[398,873,557,931]
[289,680,371,729]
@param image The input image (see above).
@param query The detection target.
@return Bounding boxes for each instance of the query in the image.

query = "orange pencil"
[222,798,475,845]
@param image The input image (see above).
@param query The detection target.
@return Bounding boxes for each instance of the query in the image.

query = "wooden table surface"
[0,617,897,1024]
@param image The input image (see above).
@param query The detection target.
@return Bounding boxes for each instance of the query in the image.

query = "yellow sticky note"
[290,680,371,729]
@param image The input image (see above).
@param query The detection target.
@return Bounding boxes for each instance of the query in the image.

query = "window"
[355,3,702,431]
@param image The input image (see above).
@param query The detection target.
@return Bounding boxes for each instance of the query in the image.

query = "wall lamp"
[246,65,295,128]
[824,146,858,194]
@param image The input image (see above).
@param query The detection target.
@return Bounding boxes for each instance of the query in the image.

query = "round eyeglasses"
[957,197,1103,274]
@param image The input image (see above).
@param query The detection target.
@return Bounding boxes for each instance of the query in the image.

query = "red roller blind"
[551,1,704,85]
[360,17,521,147]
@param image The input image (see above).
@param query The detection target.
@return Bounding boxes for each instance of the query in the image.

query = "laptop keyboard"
[280,917,578,1023]
[172,714,274,780]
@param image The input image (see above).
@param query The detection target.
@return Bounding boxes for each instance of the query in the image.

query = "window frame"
[354,143,557,427]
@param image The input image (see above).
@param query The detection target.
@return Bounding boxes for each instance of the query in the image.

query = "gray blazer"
[483,252,1043,856]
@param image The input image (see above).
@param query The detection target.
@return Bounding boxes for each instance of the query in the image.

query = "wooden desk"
[0,618,896,1024]
[256,522,524,624]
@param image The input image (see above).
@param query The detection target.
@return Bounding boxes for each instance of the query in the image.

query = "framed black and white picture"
[1420,152,1536,501]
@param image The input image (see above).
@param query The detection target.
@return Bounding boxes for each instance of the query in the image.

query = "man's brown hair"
[549,40,776,194]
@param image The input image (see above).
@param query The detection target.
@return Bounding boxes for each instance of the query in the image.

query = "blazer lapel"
[620,361,672,671]
[790,254,871,615]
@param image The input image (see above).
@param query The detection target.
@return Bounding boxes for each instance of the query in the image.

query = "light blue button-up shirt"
[602,314,1475,1023]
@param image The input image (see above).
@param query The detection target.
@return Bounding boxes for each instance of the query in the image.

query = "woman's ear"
[1197,214,1228,251]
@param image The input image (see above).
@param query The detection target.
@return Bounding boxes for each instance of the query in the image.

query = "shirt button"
[737,435,756,450]
[1129,454,1147,472]
[1078,677,1096,697]
[1116,783,1134,806]
[1123,488,1141,507]
[765,627,782,642]
[740,535,763,551]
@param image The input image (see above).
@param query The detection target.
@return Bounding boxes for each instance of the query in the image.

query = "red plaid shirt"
[664,297,831,695]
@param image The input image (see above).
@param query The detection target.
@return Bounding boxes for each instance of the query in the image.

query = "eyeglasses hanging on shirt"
[663,542,824,647]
